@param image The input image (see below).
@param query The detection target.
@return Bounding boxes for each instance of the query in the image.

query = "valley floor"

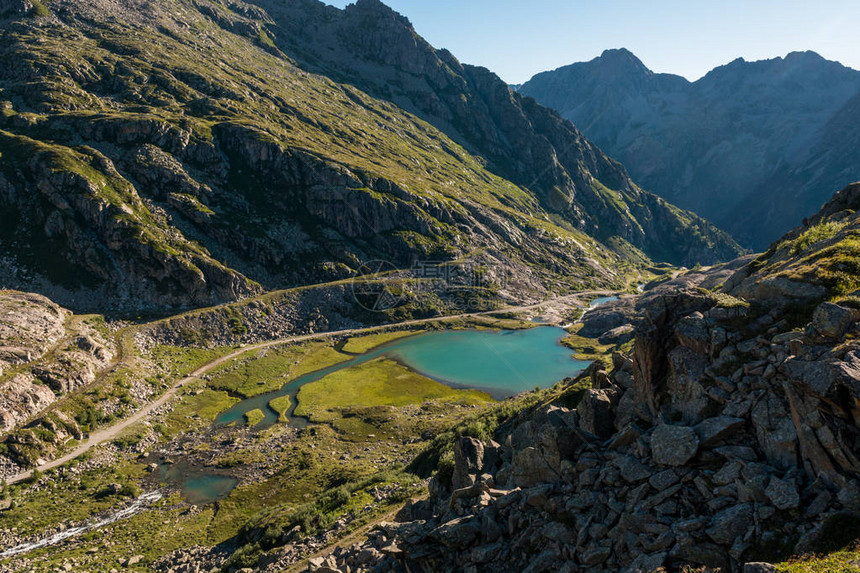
[0,288,612,572]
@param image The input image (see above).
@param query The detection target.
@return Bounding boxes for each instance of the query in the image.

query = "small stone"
[614,455,654,483]
[649,469,679,490]
[581,545,611,566]
[713,461,743,486]
[714,445,758,462]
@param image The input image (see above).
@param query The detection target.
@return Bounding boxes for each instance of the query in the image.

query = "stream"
[0,491,163,558]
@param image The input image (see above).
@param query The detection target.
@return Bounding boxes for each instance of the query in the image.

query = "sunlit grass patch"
[205,342,350,398]
[294,358,492,424]
[161,388,238,437]
[244,409,265,426]
[268,395,291,422]
[560,333,613,362]
[788,220,849,255]
[340,330,421,354]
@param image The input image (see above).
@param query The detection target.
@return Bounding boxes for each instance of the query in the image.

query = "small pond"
[588,296,620,309]
[156,461,238,505]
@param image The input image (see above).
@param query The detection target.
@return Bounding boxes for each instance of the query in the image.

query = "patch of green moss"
[268,395,291,422]
[244,408,265,426]
[30,0,50,18]
[711,292,751,309]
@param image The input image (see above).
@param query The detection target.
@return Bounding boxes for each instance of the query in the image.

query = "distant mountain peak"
[347,0,412,26]
[594,47,651,75]
[784,50,825,62]
[599,47,637,59]
[520,47,860,249]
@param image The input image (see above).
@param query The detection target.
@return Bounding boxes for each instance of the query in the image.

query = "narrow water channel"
[0,492,163,558]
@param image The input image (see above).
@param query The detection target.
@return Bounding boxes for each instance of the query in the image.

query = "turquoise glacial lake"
[215,326,589,429]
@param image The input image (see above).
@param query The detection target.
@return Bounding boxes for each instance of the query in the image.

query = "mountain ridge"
[519,48,860,249]
[0,0,742,312]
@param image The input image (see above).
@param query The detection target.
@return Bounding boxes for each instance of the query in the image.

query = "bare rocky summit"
[519,49,860,249]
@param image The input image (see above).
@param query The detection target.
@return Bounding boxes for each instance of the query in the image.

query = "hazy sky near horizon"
[325,0,860,83]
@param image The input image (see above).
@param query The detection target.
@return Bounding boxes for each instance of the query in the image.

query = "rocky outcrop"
[0,291,67,370]
[315,280,860,572]
[0,291,113,467]
[726,182,860,307]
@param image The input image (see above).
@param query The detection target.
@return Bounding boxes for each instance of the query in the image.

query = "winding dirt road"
[7,290,614,484]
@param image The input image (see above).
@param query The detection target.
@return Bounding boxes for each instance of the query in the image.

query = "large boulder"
[510,446,560,488]
[783,350,860,403]
[751,393,798,470]
[651,424,699,466]
[706,503,754,545]
[452,437,485,490]
[577,388,620,438]
[765,476,800,510]
[811,302,855,338]
[675,312,711,355]
[694,416,746,448]
[667,346,712,424]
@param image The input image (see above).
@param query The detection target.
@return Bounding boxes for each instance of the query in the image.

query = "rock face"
[255,0,743,268]
[0,291,113,466]
[728,182,860,307]
[519,48,860,249]
[0,0,741,313]
[314,229,860,572]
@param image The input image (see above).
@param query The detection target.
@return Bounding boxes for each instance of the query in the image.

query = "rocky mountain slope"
[0,0,741,311]
[727,91,860,248]
[303,185,860,572]
[519,49,860,249]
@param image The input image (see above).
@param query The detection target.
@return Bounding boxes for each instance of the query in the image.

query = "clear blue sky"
[325,0,860,83]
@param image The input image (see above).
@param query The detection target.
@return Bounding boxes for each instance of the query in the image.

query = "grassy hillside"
[0,0,740,312]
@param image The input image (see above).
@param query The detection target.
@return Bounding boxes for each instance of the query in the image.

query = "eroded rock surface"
[0,291,114,472]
